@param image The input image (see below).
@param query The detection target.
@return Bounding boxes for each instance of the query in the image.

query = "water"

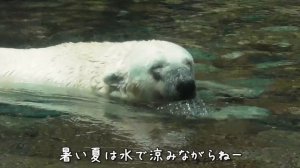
[0,0,299,167]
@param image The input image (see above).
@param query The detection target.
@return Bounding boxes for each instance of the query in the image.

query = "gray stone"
[194,63,220,73]
[256,60,296,69]
[250,41,293,52]
[221,51,244,59]
[224,78,273,89]
[208,105,271,120]
[196,80,267,98]
[197,90,219,102]
[188,48,218,61]
[164,0,184,4]
[260,26,299,32]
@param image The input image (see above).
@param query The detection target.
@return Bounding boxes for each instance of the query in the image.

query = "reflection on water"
[0,0,299,167]
[0,83,207,147]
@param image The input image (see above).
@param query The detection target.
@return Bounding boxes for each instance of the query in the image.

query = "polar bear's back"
[0,42,115,87]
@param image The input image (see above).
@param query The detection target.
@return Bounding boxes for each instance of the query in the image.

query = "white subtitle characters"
[60,147,72,163]
[120,149,133,161]
[150,147,163,162]
[136,151,147,161]
[166,151,176,161]
[91,147,101,163]
[59,147,242,163]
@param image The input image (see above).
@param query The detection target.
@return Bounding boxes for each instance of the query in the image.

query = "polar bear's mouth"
[152,79,196,102]
[176,79,196,100]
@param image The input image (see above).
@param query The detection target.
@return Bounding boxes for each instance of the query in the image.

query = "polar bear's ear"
[103,72,126,87]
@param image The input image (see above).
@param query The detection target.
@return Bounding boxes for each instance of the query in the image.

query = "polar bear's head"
[104,40,196,103]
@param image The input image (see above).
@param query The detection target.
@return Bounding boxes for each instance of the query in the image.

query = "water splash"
[156,98,209,118]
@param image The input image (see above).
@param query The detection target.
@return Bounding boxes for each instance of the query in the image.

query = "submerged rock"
[224,78,273,89]
[249,40,293,52]
[220,50,287,67]
[221,51,244,59]
[194,63,220,73]
[196,80,268,98]
[188,48,218,62]
[0,102,65,118]
[289,107,300,115]
[260,26,299,32]
[256,60,296,69]
[164,0,184,4]
[209,105,271,120]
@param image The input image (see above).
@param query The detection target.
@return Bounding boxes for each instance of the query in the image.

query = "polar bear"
[0,40,196,103]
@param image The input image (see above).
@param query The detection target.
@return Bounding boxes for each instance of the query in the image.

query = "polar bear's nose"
[176,80,196,100]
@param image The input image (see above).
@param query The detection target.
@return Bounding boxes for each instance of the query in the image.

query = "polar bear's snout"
[176,79,196,100]
[163,66,196,101]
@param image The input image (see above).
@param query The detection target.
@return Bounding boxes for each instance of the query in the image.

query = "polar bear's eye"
[184,59,193,68]
[150,63,164,70]
[149,63,163,81]
[151,71,162,81]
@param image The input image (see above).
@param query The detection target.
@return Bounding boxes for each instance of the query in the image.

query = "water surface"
[0,0,299,167]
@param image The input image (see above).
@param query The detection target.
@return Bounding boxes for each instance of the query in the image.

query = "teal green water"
[0,0,299,167]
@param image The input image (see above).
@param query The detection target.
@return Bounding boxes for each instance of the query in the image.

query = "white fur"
[0,40,195,102]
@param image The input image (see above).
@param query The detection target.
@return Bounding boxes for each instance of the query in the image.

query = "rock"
[188,48,218,62]
[208,105,271,120]
[256,60,295,69]
[241,14,266,22]
[196,80,268,98]
[289,107,300,115]
[133,0,149,3]
[220,51,285,65]
[249,41,293,52]
[260,26,299,32]
[221,51,244,59]
[164,0,184,4]
[194,63,220,73]
[197,90,219,102]
[117,10,129,17]
[0,103,64,118]
[224,78,273,89]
